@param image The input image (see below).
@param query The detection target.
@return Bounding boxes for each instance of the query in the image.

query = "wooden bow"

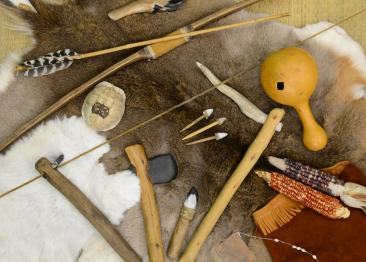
[0,0,263,152]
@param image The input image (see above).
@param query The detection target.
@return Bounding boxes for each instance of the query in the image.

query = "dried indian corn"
[269,157,344,195]
[268,157,366,212]
[256,171,350,219]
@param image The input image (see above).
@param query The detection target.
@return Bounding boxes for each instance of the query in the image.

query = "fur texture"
[0,116,140,261]
[0,4,35,92]
[39,0,74,5]
[1,0,366,261]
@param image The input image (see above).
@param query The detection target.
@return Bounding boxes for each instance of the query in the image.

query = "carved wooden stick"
[182,118,226,141]
[125,145,165,262]
[108,0,184,21]
[196,62,283,132]
[185,132,227,146]
[180,109,213,133]
[179,108,285,261]
[35,158,141,262]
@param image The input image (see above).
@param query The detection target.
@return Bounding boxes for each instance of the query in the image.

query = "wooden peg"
[185,132,228,145]
[182,118,226,141]
[180,109,214,133]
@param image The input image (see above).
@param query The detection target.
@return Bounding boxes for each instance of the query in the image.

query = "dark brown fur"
[1,0,366,260]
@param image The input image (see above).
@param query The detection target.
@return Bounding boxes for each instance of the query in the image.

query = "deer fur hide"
[1,0,366,261]
[0,116,140,262]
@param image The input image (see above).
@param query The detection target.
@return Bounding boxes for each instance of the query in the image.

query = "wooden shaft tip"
[35,157,53,169]
[125,144,148,168]
[125,144,145,152]
[108,10,124,21]
[108,2,153,21]
[270,108,285,116]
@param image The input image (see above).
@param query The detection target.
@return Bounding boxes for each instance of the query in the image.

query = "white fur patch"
[79,234,123,262]
[295,22,366,72]
[295,22,366,99]
[0,116,140,261]
[0,53,22,93]
[7,0,37,12]
[0,5,35,93]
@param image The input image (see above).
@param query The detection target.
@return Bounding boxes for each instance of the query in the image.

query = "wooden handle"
[145,28,190,59]
[125,145,165,262]
[108,1,153,21]
[35,158,141,262]
[179,108,285,262]
[167,208,195,259]
[296,103,328,151]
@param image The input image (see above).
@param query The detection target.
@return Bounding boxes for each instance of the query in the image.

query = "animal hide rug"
[0,116,140,262]
[1,1,366,261]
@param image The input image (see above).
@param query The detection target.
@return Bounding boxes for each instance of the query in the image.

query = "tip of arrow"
[196,61,203,68]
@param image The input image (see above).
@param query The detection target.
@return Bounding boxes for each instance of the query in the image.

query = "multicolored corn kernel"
[284,158,345,196]
[256,171,350,219]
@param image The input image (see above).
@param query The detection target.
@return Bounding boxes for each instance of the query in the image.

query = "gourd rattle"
[260,47,328,151]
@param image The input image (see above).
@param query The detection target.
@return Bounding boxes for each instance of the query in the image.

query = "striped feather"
[18,49,77,77]
[153,0,184,13]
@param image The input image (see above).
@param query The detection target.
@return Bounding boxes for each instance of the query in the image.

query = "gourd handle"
[296,103,328,151]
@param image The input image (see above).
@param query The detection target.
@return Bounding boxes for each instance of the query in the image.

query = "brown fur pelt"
[1,0,366,261]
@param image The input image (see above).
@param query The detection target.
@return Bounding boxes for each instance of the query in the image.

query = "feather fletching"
[17,49,78,77]
[153,0,184,13]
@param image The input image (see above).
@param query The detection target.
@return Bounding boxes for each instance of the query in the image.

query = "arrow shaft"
[73,13,288,60]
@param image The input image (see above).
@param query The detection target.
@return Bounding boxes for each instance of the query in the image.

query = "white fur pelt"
[0,116,140,262]
[0,4,35,93]
[294,21,366,100]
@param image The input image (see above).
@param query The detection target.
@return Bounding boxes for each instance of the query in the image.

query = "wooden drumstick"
[125,145,165,262]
